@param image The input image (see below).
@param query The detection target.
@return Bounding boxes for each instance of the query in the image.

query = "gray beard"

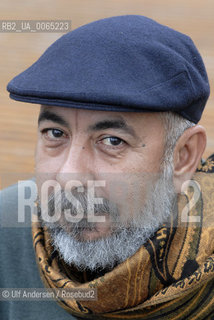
[38,164,177,272]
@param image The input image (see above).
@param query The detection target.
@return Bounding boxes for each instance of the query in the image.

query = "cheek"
[132,142,164,173]
[35,141,65,173]
[35,141,65,195]
[101,171,152,223]
[99,149,162,222]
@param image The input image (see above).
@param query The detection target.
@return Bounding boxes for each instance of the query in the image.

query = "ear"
[173,125,207,193]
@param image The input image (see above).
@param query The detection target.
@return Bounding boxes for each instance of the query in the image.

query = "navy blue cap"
[7,15,210,123]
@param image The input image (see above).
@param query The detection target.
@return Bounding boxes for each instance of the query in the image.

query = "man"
[0,15,213,319]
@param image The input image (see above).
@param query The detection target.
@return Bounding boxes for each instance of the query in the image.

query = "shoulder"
[0,179,38,287]
[0,178,36,228]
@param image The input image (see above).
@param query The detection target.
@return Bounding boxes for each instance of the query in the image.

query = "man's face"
[35,106,175,271]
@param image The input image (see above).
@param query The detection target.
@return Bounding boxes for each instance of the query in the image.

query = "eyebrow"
[38,110,140,140]
[88,119,139,139]
[38,110,69,127]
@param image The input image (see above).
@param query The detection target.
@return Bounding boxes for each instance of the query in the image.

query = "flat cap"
[7,15,210,123]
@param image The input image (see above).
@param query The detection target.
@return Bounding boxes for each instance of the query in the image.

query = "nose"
[56,142,95,190]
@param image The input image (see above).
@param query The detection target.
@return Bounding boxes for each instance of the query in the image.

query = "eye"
[101,136,124,146]
[41,128,65,140]
[97,136,127,154]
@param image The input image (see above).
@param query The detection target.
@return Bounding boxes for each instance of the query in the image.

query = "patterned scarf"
[32,155,214,319]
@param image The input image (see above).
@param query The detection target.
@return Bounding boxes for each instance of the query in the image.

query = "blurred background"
[0,0,213,188]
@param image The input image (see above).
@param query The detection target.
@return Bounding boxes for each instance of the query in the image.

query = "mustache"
[37,189,120,230]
